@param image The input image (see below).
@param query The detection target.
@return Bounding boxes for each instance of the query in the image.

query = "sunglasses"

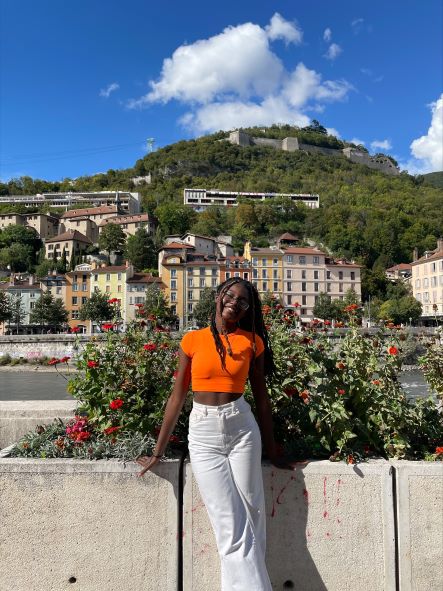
[223,290,250,311]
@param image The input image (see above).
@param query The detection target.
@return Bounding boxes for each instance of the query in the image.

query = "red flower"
[87,360,99,368]
[169,435,180,443]
[135,303,144,308]
[364,445,371,454]
[262,305,271,315]
[338,389,345,396]
[109,398,124,410]
[48,358,60,365]
[336,362,346,370]
[347,455,355,464]
[107,298,119,304]
[71,326,80,333]
[284,386,297,398]
[103,426,122,435]
[60,356,71,363]
[435,446,443,455]
[344,303,359,313]
[388,346,398,356]
[372,379,381,386]
[299,390,310,404]
[143,343,157,351]
[324,320,331,326]
[74,431,90,442]
[293,302,300,308]
[102,323,114,331]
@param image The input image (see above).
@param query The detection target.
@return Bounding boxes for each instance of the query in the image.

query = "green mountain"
[423,171,443,189]
[1,126,442,272]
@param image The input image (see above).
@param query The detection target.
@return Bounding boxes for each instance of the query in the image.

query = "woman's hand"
[136,455,161,477]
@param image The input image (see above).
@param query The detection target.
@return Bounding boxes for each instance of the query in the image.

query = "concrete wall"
[394,461,443,591]
[0,458,179,591]
[0,400,77,449]
[0,335,95,360]
[183,460,396,591]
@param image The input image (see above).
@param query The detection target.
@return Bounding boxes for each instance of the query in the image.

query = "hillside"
[1,126,442,271]
[423,171,443,189]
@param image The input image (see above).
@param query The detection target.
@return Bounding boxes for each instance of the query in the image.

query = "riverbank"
[0,364,78,373]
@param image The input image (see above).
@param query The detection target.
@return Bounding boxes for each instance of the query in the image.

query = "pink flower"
[338,389,345,396]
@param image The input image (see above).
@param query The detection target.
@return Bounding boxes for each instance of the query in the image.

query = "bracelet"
[151,452,163,458]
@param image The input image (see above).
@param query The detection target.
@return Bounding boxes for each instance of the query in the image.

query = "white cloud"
[323,28,332,42]
[349,137,366,146]
[351,18,364,34]
[326,127,341,138]
[324,43,342,61]
[265,13,303,45]
[370,139,392,152]
[127,15,353,134]
[409,94,443,173]
[99,83,120,98]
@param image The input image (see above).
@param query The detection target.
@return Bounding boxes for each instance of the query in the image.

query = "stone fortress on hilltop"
[227,130,400,176]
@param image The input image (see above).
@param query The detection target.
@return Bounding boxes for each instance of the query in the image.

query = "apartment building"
[386,263,412,282]
[99,213,156,238]
[0,277,42,333]
[243,243,284,298]
[126,273,164,322]
[220,256,251,284]
[411,238,443,321]
[45,230,92,263]
[65,264,92,332]
[184,188,320,211]
[282,248,362,320]
[0,212,58,239]
[0,191,141,213]
[90,264,134,328]
[40,273,68,304]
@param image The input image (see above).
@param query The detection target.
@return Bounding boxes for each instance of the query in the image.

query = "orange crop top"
[180,327,265,393]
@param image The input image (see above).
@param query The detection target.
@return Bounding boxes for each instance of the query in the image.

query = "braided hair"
[210,278,275,379]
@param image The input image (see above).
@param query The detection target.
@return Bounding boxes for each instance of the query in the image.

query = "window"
[286,282,292,291]
[188,291,193,300]
[117,285,122,293]
[200,278,206,287]
[327,283,331,292]
[106,274,111,281]
[273,259,278,266]
[415,279,421,288]
[286,270,292,279]
[299,256,306,265]
[273,282,278,291]
[432,263,436,272]
[301,270,306,279]
[234,272,240,278]
[170,305,176,316]
[129,296,133,304]
[301,308,307,315]
[302,282,306,292]
[171,269,177,278]
[212,269,217,277]
[326,270,331,279]
[82,297,87,304]
[339,271,343,280]
[82,283,87,291]
[48,244,54,250]
[252,269,258,279]
[187,303,193,313]
[302,295,307,305]
[94,286,99,292]
[314,283,319,292]
[262,269,267,279]
[431,277,437,287]
[225,272,231,279]
[199,267,205,276]
[105,285,110,293]
[30,302,35,310]
[339,284,343,293]
[188,278,193,287]
[314,270,319,280]
[423,278,429,288]
[170,292,177,302]
[273,269,278,279]
[252,257,258,265]
[286,255,293,263]
[72,297,78,305]
[212,278,218,287]
[262,259,267,267]
[188,267,193,274]
[30,292,35,298]
[71,311,79,319]
[262,282,268,291]
[94,274,98,281]
[351,272,355,281]
[56,287,62,295]
[313,256,320,265]
[118,273,122,280]
[243,272,249,280]
[171,280,177,290]
[73,284,79,292]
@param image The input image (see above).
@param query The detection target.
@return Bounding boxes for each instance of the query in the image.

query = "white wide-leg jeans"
[188,396,272,591]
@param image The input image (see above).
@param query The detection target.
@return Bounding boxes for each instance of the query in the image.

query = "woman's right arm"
[137,348,191,476]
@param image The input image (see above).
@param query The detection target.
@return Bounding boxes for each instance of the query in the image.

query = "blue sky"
[1,0,442,181]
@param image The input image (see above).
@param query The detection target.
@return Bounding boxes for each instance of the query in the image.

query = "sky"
[1,0,442,182]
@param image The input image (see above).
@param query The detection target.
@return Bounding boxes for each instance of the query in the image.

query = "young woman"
[137,278,288,590]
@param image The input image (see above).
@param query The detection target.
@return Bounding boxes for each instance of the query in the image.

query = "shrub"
[0,354,11,365]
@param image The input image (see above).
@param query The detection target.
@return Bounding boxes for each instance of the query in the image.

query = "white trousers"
[188,396,272,591]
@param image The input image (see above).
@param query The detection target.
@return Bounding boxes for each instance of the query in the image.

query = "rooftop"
[45,230,92,244]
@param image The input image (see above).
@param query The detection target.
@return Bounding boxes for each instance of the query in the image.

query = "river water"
[0,369,434,401]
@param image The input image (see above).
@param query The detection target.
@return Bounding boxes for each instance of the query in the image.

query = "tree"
[0,243,34,272]
[98,224,126,262]
[78,290,114,325]
[140,284,175,324]
[124,228,157,271]
[154,202,197,235]
[378,296,422,325]
[313,292,339,320]
[8,293,25,333]
[0,291,11,325]
[60,247,67,273]
[193,288,216,327]
[30,292,68,329]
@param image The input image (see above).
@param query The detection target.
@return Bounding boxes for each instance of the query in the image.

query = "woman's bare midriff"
[193,391,244,406]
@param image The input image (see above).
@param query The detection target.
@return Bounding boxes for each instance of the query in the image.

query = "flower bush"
[9,308,443,463]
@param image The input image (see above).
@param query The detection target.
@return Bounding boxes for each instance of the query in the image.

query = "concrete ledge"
[0,400,77,449]
[183,460,396,591]
[0,458,179,591]
[394,461,443,591]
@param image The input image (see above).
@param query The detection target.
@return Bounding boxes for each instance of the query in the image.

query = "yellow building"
[125,273,165,322]
[243,242,284,299]
[99,213,156,238]
[90,264,133,329]
[411,238,443,322]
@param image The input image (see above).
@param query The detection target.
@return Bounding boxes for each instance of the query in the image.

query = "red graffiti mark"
[303,488,309,503]
[276,476,295,505]
[191,502,205,513]
[336,478,342,506]
[323,511,329,519]
[270,473,296,517]
[322,476,329,519]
